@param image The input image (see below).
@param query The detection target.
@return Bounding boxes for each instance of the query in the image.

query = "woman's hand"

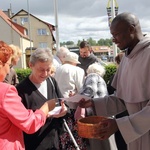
[40,99,56,117]
[52,100,67,118]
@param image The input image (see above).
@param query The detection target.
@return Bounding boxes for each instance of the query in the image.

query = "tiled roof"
[0,9,29,40]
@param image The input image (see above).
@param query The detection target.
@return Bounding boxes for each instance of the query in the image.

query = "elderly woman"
[16,48,67,150]
[80,63,107,99]
[0,41,56,150]
[4,44,22,86]
[75,63,117,150]
[75,63,107,120]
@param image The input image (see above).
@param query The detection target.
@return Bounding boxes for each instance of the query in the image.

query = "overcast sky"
[1,0,150,43]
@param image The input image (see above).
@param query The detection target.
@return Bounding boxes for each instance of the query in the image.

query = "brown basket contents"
[77,116,107,139]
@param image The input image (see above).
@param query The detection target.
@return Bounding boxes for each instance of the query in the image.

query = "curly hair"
[0,41,13,65]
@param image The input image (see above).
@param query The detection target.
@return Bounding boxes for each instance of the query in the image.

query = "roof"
[0,9,29,40]
[92,46,111,53]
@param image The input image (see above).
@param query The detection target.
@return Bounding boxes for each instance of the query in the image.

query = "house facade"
[0,9,32,68]
[11,9,55,50]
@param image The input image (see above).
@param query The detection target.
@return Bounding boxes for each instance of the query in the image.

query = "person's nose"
[111,36,116,43]
[42,70,49,76]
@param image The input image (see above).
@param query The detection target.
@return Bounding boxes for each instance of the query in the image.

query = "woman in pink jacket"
[0,41,56,150]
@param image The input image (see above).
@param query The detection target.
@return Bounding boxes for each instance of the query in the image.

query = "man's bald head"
[110,12,143,51]
[111,12,140,27]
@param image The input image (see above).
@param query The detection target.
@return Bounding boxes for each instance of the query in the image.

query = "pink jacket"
[0,82,46,150]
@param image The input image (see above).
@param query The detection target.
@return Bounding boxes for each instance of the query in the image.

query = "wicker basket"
[77,116,107,139]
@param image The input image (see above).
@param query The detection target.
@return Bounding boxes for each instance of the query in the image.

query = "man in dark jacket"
[77,41,99,75]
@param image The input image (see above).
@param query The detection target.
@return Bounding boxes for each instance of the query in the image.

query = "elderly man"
[55,51,85,98]
[53,46,70,70]
[79,12,150,150]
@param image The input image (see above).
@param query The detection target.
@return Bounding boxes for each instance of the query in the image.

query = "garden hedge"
[103,64,117,83]
[16,68,31,82]
[16,64,117,83]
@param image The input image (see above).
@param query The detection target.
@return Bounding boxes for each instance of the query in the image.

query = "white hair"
[30,48,53,65]
[56,47,69,58]
[86,63,106,77]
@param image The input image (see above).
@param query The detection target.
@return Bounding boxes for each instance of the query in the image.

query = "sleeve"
[75,68,85,93]
[116,104,150,144]
[93,95,126,117]
[2,85,46,134]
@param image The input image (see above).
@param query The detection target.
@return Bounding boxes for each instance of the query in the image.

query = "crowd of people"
[0,11,149,150]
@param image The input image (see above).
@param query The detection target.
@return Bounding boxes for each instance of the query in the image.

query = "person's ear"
[129,24,136,34]
[28,62,33,68]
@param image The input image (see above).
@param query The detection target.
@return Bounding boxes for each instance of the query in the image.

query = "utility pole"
[111,0,117,58]
[10,3,13,44]
[106,0,118,59]
[27,0,32,54]
[54,0,60,51]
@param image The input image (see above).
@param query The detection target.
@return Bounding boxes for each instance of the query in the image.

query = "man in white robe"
[79,12,150,150]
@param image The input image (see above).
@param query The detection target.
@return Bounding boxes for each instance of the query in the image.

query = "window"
[39,42,47,48]
[24,29,28,36]
[37,29,47,35]
[13,18,17,23]
[20,17,28,25]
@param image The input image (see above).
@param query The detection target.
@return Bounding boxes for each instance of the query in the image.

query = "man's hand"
[97,118,118,140]
[78,98,93,108]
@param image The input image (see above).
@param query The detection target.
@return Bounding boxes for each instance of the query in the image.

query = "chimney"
[8,9,12,18]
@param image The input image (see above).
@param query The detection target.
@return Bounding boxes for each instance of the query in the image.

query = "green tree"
[60,41,74,46]
[66,41,74,45]
[60,42,66,46]
[87,37,97,46]
[97,38,112,46]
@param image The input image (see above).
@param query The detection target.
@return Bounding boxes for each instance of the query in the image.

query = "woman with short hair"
[0,41,56,150]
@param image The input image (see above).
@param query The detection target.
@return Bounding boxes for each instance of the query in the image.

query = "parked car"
[101,55,108,61]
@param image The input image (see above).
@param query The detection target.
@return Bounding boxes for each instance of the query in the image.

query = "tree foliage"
[60,37,112,47]
[60,41,74,46]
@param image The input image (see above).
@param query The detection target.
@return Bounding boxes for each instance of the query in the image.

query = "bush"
[16,68,31,82]
[15,64,117,84]
[103,64,117,83]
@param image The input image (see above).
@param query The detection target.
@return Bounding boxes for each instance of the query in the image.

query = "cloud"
[1,0,150,43]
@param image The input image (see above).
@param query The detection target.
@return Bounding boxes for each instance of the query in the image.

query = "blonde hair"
[50,64,56,77]
[9,44,22,62]
[86,63,106,77]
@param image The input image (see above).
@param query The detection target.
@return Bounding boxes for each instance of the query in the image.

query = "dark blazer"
[16,76,64,150]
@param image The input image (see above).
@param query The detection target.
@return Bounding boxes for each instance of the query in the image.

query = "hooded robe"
[93,36,150,150]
